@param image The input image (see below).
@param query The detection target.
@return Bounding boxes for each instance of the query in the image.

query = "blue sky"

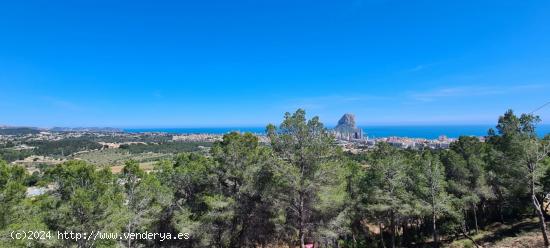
[1,0,549,127]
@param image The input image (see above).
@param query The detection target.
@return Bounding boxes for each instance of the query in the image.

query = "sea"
[125,125,550,140]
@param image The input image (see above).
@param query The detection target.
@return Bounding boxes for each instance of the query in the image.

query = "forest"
[1,109,549,248]
[118,141,211,154]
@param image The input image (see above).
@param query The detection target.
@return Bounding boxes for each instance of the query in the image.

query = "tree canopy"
[0,109,549,248]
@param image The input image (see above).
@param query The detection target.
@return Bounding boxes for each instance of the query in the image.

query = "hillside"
[447,218,545,248]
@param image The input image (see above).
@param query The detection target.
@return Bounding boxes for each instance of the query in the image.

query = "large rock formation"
[336,113,356,129]
[333,113,363,140]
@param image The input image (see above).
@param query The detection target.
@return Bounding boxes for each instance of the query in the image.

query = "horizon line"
[5,123,550,130]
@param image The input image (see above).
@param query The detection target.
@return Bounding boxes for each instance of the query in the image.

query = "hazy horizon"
[5,121,550,130]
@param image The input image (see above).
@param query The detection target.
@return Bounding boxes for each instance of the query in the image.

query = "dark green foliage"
[29,139,103,156]
[359,143,415,247]
[0,160,27,228]
[0,148,33,162]
[89,133,173,143]
[119,141,211,154]
[0,109,549,248]
[43,160,124,247]
[152,153,217,247]
[210,132,279,247]
[267,109,347,247]
[442,136,493,234]
[121,160,172,247]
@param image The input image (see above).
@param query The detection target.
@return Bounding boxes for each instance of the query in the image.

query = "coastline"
[124,124,550,139]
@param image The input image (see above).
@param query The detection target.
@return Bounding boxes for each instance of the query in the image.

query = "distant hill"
[0,127,40,135]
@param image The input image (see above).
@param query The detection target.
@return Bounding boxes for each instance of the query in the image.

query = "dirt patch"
[486,231,545,248]
[446,218,547,248]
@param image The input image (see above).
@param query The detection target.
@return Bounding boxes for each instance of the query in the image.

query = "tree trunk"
[432,211,439,248]
[390,210,396,248]
[534,194,550,247]
[379,222,386,248]
[494,187,505,224]
[460,222,481,248]
[402,220,408,247]
[297,185,306,248]
[462,210,469,234]
[472,203,479,233]
[498,203,505,224]
[481,201,487,227]
[533,192,550,247]
[299,159,307,248]
[127,221,132,248]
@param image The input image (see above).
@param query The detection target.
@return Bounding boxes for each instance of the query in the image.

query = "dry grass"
[446,218,546,248]
[488,231,545,248]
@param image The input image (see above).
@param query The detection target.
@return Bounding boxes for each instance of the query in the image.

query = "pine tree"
[44,160,123,248]
[416,152,452,248]
[361,143,413,248]
[121,160,172,248]
[267,109,340,247]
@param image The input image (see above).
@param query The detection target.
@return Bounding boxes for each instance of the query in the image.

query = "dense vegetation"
[28,139,104,156]
[1,109,549,248]
[0,148,33,162]
[86,133,173,143]
[0,138,105,162]
[119,141,211,154]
